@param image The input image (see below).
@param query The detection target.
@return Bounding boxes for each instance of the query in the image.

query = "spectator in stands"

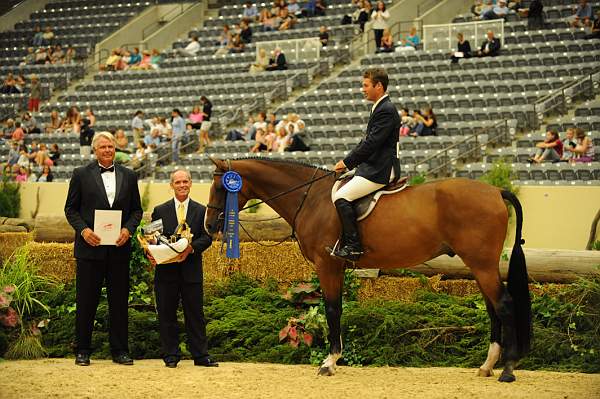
[45,110,60,133]
[315,0,327,16]
[481,0,510,20]
[11,122,25,144]
[103,48,122,71]
[37,164,53,182]
[2,118,15,140]
[7,142,19,165]
[32,26,44,47]
[178,35,200,57]
[240,20,253,44]
[42,27,55,46]
[288,0,302,17]
[14,74,25,94]
[303,0,317,17]
[21,47,36,66]
[145,128,161,147]
[1,73,18,94]
[260,9,275,31]
[50,44,64,64]
[217,25,231,47]
[49,143,60,165]
[450,32,472,63]
[199,96,213,151]
[16,146,29,168]
[134,50,151,69]
[79,118,94,156]
[272,125,290,152]
[131,140,149,168]
[61,106,81,134]
[517,0,544,29]
[150,49,162,69]
[285,123,310,152]
[22,112,40,134]
[319,26,330,47]
[471,0,485,18]
[528,130,563,163]
[243,1,259,19]
[375,28,394,53]
[85,108,96,128]
[188,106,203,130]
[34,47,48,65]
[28,74,41,113]
[132,110,145,142]
[279,7,297,31]
[412,107,437,137]
[567,128,595,163]
[114,129,130,154]
[34,143,50,167]
[561,128,577,161]
[250,128,268,152]
[585,10,600,40]
[228,34,245,53]
[569,0,593,28]
[477,30,501,57]
[401,26,420,50]
[251,112,268,139]
[268,112,279,126]
[15,166,29,183]
[250,48,269,73]
[399,108,415,136]
[64,45,76,64]
[128,47,142,68]
[371,1,389,49]
[266,48,288,70]
[157,117,172,140]
[171,109,185,162]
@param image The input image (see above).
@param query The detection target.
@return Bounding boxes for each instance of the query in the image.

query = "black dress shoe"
[194,357,219,367]
[164,356,179,368]
[112,353,134,365]
[165,361,178,368]
[75,353,90,366]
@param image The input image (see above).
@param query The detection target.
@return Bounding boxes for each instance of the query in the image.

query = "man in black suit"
[265,47,287,71]
[64,131,142,366]
[146,169,216,368]
[332,67,400,261]
[477,30,501,57]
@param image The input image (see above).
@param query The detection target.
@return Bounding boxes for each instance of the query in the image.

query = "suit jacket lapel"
[90,162,111,208]
[186,200,198,227]
[367,96,389,131]
[113,165,124,209]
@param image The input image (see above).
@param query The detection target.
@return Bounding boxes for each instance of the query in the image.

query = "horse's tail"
[501,190,532,357]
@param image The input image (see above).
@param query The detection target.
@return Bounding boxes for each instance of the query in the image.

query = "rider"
[332,67,400,261]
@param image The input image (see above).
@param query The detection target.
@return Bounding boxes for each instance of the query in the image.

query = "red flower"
[3,284,16,294]
[0,307,19,328]
[0,293,11,309]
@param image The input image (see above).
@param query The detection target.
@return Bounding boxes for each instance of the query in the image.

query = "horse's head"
[204,157,249,235]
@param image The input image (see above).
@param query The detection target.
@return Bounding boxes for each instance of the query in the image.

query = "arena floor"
[1,359,599,399]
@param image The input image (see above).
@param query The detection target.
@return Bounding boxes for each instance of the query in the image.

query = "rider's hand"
[334,160,347,172]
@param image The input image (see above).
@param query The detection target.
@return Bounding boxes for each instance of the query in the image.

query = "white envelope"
[94,210,122,245]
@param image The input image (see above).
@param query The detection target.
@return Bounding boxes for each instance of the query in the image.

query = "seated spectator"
[42,27,55,46]
[517,0,544,30]
[8,142,20,165]
[471,0,485,18]
[284,123,310,152]
[567,128,595,163]
[79,119,94,156]
[315,0,327,17]
[266,48,288,71]
[402,26,420,50]
[250,48,269,73]
[188,105,203,129]
[128,47,142,67]
[481,0,510,20]
[22,112,40,134]
[261,9,281,31]
[450,32,472,63]
[34,47,49,65]
[119,49,132,70]
[114,129,130,154]
[16,146,29,168]
[2,118,16,139]
[157,117,172,140]
[49,143,60,165]
[150,49,162,69]
[243,1,259,20]
[21,47,36,66]
[11,122,25,144]
[14,74,25,93]
[279,7,297,31]
[131,110,145,142]
[376,28,395,53]
[240,20,253,44]
[267,112,279,126]
[37,164,53,182]
[130,140,149,168]
[477,30,501,57]
[1,73,19,94]
[50,44,64,64]
[60,105,81,134]
[228,34,245,53]
[144,128,161,147]
[15,165,29,183]
[264,124,277,151]
[34,143,50,167]
[585,10,600,40]
[45,110,61,133]
[528,130,563,163]
[217,25,231,47]
[178,36,200,57]
[289,0,302,17]
[31,26,44,47]
[411,107,437,137]
[399,108,416,136]
[64,45,76,64]
[304,0,317,18]
[319,26,330,47]
[103,48,122,71]
[272,125,291,152]
[26,140,39,163]
[569,0,593,28]
[85,108,96,128]
[251,128,269,152]
[561,128,577,161]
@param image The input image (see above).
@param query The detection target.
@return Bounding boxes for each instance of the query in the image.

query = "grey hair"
[170,169,192,183]
[91,131,117,150]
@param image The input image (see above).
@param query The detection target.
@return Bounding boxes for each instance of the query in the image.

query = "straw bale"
[358,276,482,302]
[24,242,75,283]
[0,232,33,264]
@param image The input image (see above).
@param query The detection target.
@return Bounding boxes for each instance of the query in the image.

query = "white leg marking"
[478,342,501,376]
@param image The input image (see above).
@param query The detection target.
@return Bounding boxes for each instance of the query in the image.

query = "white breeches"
[333,169,395,202]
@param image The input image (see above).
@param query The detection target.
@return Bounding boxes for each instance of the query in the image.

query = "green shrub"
[0,177,20,218]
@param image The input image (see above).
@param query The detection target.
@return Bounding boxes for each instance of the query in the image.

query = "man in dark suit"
[64,131,142,366]
[265,48,287,71]
[477,30,501,57]
[332,67,400,261]
[146,169,216,368]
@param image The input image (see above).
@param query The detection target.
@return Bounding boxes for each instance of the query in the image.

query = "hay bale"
[3,218,35,231]
[0,232,33,264]
[0,225,27,233]
[358,276,482,302]
[24,242,75,283]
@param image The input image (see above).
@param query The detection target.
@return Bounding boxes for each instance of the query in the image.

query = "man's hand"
[146,251,157,266]
[82,228,101,246]
[334,160,347,172]
[175,245,194,263]
[115,228,131,247]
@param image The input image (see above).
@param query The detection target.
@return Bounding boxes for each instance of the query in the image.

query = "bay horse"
[205,157,531,382]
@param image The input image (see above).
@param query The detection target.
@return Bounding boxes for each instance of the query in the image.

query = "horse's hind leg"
[315,261,344,376]
[477,298,502,377]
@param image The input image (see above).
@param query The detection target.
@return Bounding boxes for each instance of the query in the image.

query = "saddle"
[331,171,408,221]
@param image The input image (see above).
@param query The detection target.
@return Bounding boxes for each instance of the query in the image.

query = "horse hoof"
[498,371,516,383]
[317,366,334,376]
[477,368,493,377]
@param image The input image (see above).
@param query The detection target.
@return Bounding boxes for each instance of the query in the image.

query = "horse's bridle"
[206,159,336,246]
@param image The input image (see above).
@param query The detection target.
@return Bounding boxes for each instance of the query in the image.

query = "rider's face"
[362,78,381,102]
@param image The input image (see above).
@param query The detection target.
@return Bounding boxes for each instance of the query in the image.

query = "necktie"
[100,165,115,173]
[177,203,185,224]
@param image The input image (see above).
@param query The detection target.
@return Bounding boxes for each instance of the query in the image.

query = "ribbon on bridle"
[221,170,243,258]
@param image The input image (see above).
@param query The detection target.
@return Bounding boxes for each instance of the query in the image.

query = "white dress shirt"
[99,163,116,207]
[371,94,389,115]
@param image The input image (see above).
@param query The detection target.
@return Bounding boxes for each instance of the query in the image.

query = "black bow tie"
[100,165,115,174]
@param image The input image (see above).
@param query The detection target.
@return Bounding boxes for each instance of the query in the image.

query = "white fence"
[423,19,504,52]
[255,37,321,63]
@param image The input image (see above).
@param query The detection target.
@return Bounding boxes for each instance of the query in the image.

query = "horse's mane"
[227,156,331,172]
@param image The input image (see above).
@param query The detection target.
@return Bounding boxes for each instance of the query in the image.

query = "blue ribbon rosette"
[222,171,242,258]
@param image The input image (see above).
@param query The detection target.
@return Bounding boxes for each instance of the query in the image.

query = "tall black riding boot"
[331,199,363,261]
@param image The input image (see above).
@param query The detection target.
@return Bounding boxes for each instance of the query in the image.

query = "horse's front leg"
[316,261,345,376]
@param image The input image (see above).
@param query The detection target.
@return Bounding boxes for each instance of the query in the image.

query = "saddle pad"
[331,176,409,221]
